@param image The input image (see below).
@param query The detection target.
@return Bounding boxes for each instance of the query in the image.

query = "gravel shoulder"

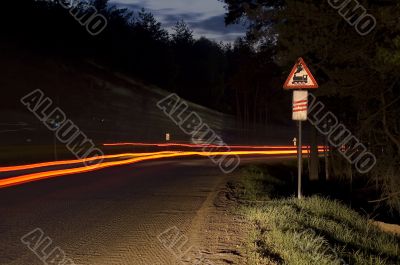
[186,173,250,265]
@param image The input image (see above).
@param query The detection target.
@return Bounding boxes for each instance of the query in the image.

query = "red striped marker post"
[292,91,308,121]
[292,90,308,199]
[283,58,319,199]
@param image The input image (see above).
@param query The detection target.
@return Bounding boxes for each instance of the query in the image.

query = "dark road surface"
[0,156,289,265]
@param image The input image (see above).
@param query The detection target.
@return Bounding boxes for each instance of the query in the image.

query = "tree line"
[0,0,287,128]
[221,0,400,214]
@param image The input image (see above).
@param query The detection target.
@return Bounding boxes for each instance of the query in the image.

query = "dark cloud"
[110,1,246,42]
[189,14,245,35]
[161,13,204,27]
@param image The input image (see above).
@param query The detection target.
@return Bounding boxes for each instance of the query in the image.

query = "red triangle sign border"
[283,57,319,89]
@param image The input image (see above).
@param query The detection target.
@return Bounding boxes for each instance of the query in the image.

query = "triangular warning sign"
[283,57,319,89]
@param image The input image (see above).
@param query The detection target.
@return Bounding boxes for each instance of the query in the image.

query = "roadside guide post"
[283,58,319,199]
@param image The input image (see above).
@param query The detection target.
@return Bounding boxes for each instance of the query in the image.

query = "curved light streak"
[0,151,179,173]
[0,149,326,188]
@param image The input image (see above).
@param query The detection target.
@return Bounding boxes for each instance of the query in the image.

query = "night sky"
[110,0,246,42]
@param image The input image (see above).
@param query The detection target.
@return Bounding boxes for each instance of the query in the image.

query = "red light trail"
[0,144,326,188]
[103,142,325,149]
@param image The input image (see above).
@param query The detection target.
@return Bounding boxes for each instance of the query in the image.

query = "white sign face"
[292,90,308,121]
[283,58,319,89]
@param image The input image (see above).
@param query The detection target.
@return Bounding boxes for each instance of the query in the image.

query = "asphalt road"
[0,156,287,265]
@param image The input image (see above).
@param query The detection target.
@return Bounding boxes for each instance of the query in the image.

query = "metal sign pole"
[298,120,302,199]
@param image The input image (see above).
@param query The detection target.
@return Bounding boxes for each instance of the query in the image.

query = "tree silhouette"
[221,0,400,213]
[172,20,194,46]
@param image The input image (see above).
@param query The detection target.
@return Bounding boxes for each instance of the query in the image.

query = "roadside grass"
[237,165,400,265]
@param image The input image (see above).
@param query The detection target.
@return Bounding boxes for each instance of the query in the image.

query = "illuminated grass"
[238,165,400,265]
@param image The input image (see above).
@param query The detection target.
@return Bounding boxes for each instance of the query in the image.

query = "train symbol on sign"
[292,74,308,84]
[292,63,308,84]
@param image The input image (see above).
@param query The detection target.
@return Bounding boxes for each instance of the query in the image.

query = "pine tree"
[171,20,194,46]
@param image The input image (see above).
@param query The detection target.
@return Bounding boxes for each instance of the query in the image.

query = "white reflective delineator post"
[292,90,308,199]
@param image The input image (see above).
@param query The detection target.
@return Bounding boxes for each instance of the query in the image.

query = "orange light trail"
[0,151,178,173]
[0,149,325,189]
